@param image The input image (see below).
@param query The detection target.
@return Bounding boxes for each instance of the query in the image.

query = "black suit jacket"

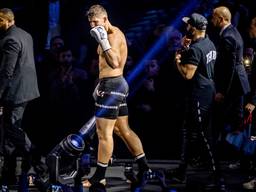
[214,24,250,96]
[0,25,40,104]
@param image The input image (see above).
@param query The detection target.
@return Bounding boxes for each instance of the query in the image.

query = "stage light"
[46,116,96,191]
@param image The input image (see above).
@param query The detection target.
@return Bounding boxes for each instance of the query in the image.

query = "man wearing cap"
[0,8,40,191]
[165,13,226,191]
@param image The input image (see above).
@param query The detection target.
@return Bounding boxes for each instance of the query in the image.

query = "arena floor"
[0,158,253,192]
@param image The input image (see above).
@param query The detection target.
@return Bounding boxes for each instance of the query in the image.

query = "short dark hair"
[50,35,64,48]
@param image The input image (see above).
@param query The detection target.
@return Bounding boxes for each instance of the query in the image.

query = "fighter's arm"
[102,32,122,69]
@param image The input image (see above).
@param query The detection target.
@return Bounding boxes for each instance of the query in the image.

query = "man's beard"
[185,29,194,39]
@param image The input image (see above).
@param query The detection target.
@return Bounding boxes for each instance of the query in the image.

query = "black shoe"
[204,178,228,192]
[130,169,152,192]
[217,178,228,192]
[189,156,208,169]
[205,183,228,192]
[89,182,106,192]
[164,168,186,184]
[18,173,29,192]
[124,164,137,184]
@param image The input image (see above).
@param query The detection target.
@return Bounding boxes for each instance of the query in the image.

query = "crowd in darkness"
[1,0,256,161]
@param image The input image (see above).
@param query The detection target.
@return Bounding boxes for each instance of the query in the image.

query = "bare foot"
[82,178,106,188]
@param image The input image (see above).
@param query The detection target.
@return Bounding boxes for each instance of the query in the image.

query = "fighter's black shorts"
[93,75,129,119]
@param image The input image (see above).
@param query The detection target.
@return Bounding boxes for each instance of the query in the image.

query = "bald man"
[0,8,40,191]
[211,5,250,171]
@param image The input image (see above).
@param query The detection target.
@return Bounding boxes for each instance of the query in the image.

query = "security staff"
[166,13,226,191]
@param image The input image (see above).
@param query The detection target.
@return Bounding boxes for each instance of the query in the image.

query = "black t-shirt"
[181,36,216,99]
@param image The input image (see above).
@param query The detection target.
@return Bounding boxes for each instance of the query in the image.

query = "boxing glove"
[90,26,111,52]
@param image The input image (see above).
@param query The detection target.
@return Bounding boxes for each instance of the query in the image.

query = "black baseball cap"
[182,13,208,30]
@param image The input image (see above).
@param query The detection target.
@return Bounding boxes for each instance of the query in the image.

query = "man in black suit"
[0,8,40,191]
[211,6,250,158]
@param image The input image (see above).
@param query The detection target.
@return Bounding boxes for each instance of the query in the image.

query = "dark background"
[0,0,255,160]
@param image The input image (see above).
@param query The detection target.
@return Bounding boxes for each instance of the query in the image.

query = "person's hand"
[215,92,224,102]
[245,103,255,113]
[181,36,191,48]
[175,52,181,66]
[90,26,111,51]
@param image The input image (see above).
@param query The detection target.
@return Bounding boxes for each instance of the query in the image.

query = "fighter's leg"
[83,118,115,188]
[114,116,150,185]
[114,116,144,156]
[96,117,116,164]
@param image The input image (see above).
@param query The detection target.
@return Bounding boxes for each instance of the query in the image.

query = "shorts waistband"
[99,75,123,81]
